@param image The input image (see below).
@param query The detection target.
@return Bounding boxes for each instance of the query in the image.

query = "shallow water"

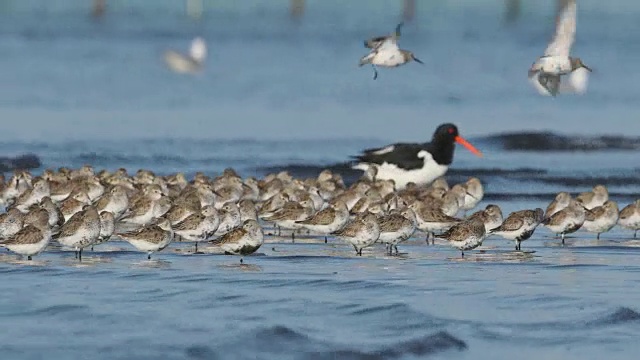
[1,1,640,359]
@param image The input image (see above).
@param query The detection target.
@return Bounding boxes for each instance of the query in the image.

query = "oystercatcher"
[351,123,482,189]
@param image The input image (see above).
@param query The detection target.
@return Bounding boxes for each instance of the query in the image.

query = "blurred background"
[0,0,638,177]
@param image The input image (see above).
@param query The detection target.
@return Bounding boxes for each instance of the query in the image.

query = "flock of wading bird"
[0,166,638,262]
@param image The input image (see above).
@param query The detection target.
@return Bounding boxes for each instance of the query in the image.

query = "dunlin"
[460,177,483,213]
[331,212,381,256]
[352,124,482,190]
[490,208,544,251]
[295,201,350,243]
[0,207,25,239]
[435,217,486,258]
[91,211,116,250]
[14,178,50,213]
[408,201,461,244]
[39,196,65,229]
[209,219,264,261]
[262,199,315,240]
[583,200,619,239]
[54,205,101,260]
[468,204,504,233]
[359,23,422,80]
[541,200,586,244]
[94,185,129,219]
[377,207,416,255]
[528,0,591,96]
[174,205,220,253]
[545,192,571,220]
[165,198,201,225]
[119,185,163,226]
[0,208,51,260]
[576,185,608,210]
[618,200,640,238]
[59,190,92,222]
[118,217,174,260]
[214,202,242,236]
[238,199,258,222]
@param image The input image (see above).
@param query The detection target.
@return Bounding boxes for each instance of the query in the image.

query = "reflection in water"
[504,0,521,24]
[290,0,304,20]
[218,263,263,272]
[131,259,172,269]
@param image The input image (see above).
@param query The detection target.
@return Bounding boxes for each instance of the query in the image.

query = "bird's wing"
[364,22,403,49]
[353,143,425,170]
[173,214,204,231]
[210,227,246,245]
[2,225,42,245]
[544,0,576,57]
[492,215,524,232]
[55,210,86,238]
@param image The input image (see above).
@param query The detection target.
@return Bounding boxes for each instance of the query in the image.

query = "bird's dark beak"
[583,64,592,72]
[414,57,424,65]
[454,136,483,157]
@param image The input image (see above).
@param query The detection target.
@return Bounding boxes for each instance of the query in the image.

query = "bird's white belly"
[371,50,405,67]
[452,236,484,251]
[540,56,572,75]
[619,213,640,229]
[373,161,448,190]
[6,239,49,256]
[583,216,617,233]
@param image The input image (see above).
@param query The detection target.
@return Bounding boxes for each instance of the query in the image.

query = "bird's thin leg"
[394,245,398,255]
[372,65,378,80]
[324,236,328,243]
[461,251,464,258]
[28,256,32,261]
[79,249,83,262]
[561,233,565,245]
[195,242,198,253]
[291,231,295,243]
[75,250,78,259]
[597,233,600,240]
[147,254,151,260]
[240,258,243,264]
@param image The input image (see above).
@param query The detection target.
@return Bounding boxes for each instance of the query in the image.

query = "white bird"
[359,24,423,80]
[163,37,207,74]
[528,0,591,96]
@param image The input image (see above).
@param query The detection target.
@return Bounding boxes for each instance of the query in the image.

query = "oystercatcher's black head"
[430,124,482,165]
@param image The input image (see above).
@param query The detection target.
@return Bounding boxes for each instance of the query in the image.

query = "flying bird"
[528,0,591,96]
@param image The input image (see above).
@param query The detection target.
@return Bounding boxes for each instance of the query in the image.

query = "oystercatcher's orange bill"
[455,135,483,157]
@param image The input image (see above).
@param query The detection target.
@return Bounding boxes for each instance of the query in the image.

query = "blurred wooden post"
[402,0,415,22]
[92,0,106,18]
[186,0,203,20]
[504,0,520,23]
[291,0,304,20]
[557,0,571,13]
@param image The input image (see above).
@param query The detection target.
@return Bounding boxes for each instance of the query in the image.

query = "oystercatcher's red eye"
[448,128,454,134]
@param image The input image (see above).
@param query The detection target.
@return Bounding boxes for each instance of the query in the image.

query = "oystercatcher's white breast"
[353,150,448,190]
